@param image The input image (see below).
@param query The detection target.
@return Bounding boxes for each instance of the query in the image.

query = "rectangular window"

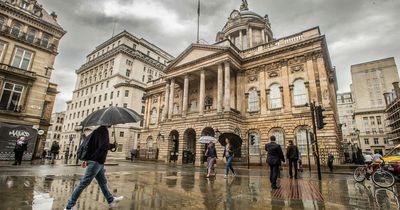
[384,138,389,144]
[11,48,33,70]
[376,116,382,125]
[126,69,131,77]
[117,144,123,152]
[26,28,36,43]
[141,106,145,114]
[104,93,107,101]
[117,91,120,97]
[41,33,50,48]
[370,116,375,125]
[110,91,113,99]
[364,138,369,145]
[123,103,127,108]
[98,95,101,102]
[125,90,129,97]
[374,138,379,145]
[0,82,24,111]
[363,117,369,127]
[0,42,5,61]
[119,132,124,137]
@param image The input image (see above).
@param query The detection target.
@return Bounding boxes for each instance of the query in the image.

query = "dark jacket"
[286,144,299,160]
[86,126,115,164]
[14,141,27,152]
[223,145,234,158]
[50,143,60,154]
[205,147,217,159]
[265,142,285,165]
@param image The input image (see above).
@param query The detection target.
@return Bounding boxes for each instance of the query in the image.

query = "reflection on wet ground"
[0,162,399,210]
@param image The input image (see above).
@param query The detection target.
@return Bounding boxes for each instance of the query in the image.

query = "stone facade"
[351,57,399,155]
[384,82,400,146]
[140,4,342,166]
[336,92,356,162]
[44,111,64,154]
[0,0,65,158]
[60,31,174,160]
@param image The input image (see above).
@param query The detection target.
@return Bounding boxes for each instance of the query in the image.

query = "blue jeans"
[225,156,235,175]
[66,161,114,209]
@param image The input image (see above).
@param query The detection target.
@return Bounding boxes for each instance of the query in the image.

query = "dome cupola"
[216,0,273,50]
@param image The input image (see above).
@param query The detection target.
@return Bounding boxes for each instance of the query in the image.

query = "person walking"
[41,150,47,162]
[13,137,27,165]
[130,148,137,162]
[328,152,334,172]
[265,136,285,189]
[50,141,60,164]
[286,140,299,179]
[205,142,218,178]
[64,126,123,210]
[223,138,236,179]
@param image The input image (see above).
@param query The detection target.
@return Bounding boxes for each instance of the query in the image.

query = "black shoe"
[294,176,298,179]
[289,176,293,179]
[12,163,17,165]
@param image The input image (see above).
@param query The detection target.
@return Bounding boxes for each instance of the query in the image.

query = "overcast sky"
[40,0,400,112]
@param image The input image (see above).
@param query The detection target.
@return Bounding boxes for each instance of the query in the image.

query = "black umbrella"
[218,133,242,148]
[80,106,143,127]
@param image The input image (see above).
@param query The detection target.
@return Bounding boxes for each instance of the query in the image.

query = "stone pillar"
[249,27,253,48]
[182,74,189,117]
[163,82,170,121]
[259,67,267,114]
[217,63,223,113]
[224,61,231,112]
[239,30,243,50]
[261,29,266,43]
[306,56,318,103]
[168,78,175,119]
[281,61,292,112]
[156,94,161,124]
[145,97,151,127]
[133,132,138,149]
[199,69,205,115]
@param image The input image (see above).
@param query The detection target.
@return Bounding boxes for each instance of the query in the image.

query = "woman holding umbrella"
[223,138,237,178]
[205,142,217,178]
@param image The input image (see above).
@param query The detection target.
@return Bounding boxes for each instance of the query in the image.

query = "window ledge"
[269,107,282,111]
[293,104,308,108]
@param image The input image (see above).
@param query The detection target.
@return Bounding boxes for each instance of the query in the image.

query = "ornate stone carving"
[288,56,305,65]
[268,71,279,78]
[290,64,304,73]
[248,75,258,83]
[266,62,280,71]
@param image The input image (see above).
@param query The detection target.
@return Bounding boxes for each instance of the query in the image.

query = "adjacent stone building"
[60,31,174,160]
[351,57,399,155]
[384,82,400,146]
[0,0,65,159]
[140,2,342,166]
[44,111,64,154]
[336,92,357,162]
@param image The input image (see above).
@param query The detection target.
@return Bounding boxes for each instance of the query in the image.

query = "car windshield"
[385,147,400,157]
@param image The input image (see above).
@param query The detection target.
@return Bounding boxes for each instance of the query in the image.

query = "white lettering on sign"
[8,130,30,138]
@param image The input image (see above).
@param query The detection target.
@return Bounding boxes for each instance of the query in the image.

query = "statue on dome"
[240,0,249,11]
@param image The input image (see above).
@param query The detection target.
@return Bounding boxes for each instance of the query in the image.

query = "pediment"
[168,44,225,70]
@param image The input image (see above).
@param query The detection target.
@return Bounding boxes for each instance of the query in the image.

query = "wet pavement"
[0,161,399,210]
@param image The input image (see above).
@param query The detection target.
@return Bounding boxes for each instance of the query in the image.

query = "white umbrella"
[199,136,217,144]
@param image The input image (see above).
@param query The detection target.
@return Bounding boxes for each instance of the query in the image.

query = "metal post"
[310,102,322,180]
[305,129,311,172]
[247,133,250,169]
[75,130,84,165]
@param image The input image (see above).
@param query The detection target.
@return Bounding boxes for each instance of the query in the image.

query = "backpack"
[76,133,93,161]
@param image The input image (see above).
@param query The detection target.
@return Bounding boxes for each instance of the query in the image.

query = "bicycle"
[353,182,399,209]
[353,158,396,188]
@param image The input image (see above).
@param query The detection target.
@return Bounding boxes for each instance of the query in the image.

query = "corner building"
[140,3,341,165]
[0,0,65,159]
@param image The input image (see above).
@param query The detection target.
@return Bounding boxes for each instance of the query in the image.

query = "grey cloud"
[40,0,400,112]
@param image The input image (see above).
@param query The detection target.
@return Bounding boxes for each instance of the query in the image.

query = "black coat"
[265,142,285,166]
[86,126,115,164]
[286,144,299,160]
[50,143,60,154]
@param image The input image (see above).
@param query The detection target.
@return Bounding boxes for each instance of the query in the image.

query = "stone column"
[239,30,243,50]
[199,69,205,116]
[224,61,231,112]
[261,29,266,43]
[217,63,223,113]
[168,78,175,119]
[182,74,189,117]
[163,82,170,121]
[156,94,161,124]
[281,61,291,112]
[259,67,267,114]
[249,27,253,48]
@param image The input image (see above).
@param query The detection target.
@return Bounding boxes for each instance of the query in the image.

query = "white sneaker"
[64,206,77,210]
[109,196,124,207]
[224,175,228,179]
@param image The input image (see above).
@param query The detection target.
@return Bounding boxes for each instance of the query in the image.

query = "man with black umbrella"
[64,126,123,210]
[265,135,285,189]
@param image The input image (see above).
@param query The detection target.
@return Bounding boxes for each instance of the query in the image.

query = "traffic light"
[315,105,327,129]
[250,135,256,145]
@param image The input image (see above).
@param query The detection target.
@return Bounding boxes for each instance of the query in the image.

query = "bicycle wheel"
[372,170,395,188]
[374,188,399,209]
[353,166,367,182]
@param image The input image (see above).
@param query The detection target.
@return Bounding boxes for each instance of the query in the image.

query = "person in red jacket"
[65,126,123,210]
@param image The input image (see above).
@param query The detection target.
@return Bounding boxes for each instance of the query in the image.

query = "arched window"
[293,79,308,106]
[150,108,157,124]
[270,128,285,147]
[269,84,282,109]
[146,137,154,150]
[249,131,260,155]
[295,128,311,155]
[248,88,259,112]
